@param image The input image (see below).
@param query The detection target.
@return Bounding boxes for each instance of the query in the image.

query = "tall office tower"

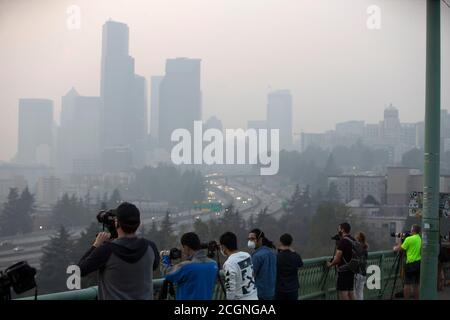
[205,116,223,132]
[158,58,202,150]
[100,20,147,169]
[58,88,101,175]
[17,99,53,166]
[150,76,164,142]
[266,90,293,151]
[247,120,267,131]
[382,104,401,144]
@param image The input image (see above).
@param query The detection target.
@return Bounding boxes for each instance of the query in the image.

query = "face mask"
[248,240,256,250]
[220,248,226,257]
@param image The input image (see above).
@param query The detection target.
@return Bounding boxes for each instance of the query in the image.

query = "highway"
[0,175,291,270]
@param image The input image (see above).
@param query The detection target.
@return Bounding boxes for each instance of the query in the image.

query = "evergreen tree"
[326,182,341,203]
[71,222,101,288]
[0,188,20,236]
[108,189,122,208]
[17,187,34,234]
[38,226,75,294]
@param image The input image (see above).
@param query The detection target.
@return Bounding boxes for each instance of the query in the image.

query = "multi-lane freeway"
[0,175,292,271]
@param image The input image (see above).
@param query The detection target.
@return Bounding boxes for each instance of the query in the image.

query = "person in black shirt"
[275,233,303,300]
[327,222,356,300]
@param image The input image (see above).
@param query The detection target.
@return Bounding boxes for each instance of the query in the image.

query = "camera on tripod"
[97,209,118,239]
[0,261,37,300]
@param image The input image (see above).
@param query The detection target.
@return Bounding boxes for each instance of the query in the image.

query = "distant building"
[100,20,147,169]
[328,174,386,204]
[247,120,267,131]
[267,90,293,151]
[205,116,223,132]
[102,146,133,173]
[0,174,27,203]
[158,57,202,150]
[58,88,101,175]
[36,176,62,206]
[150,76,164,142]
[17,99,54,166]
[335,121,365,137]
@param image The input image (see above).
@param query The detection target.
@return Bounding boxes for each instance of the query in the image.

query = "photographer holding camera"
[327,222,356,300]
[393,224,422,300]
[161,232,218,300]
[78,202,160,300]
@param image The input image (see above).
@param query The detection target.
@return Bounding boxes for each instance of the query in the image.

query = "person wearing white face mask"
[248,228,277,300]
[220,231,258,300]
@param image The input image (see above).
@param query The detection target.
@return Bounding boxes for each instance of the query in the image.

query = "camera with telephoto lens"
[0,261,37,300]
[168,247,182,260]
[331,234,341,241]
[202,240,220,259]
[390,232,411,239]
[96,209,118,239]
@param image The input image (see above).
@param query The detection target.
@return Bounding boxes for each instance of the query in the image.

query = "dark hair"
[412,224,421,234]
[250,228,275,249]
[219,232,237,251]
[339,222,351,234]
[181,232,201,251]
[116,202,140,234]
[280,233,293,246]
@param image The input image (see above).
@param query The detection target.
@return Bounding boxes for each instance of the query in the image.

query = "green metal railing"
[19,250,410,300]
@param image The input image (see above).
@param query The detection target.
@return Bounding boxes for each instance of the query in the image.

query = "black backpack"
[338,237,367,275]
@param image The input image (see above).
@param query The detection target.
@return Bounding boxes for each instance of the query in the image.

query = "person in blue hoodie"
[248,228,277,300]
[161,232,218,300]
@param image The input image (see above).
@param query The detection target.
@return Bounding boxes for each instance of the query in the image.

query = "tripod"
[320,244,338,298]
[379,251,404,300]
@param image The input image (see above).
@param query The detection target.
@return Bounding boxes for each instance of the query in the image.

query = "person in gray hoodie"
[78,202,160,300]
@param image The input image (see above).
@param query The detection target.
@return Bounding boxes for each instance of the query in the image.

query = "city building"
[36,176,62,206]
[158,57,202,151]
[100,20,147,169]
[17,99,54,166]
[150,75,164,143]
[57,88,101,175]
[328,174,386,204]
[266,90,293,151]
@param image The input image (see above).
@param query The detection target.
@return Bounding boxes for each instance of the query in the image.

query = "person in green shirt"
[393,224,422,300]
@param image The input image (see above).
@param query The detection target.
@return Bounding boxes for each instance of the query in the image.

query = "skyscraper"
[158,58,202,150]
[266,90,293,151]
[17,99,53,165]
[57,88,101,175]
[150,75,164,142]
[100,20,147,169]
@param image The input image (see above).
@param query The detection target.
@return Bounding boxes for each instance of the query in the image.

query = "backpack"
[338,236,367,275]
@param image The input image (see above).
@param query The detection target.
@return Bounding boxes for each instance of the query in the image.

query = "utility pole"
[420,0,440,300]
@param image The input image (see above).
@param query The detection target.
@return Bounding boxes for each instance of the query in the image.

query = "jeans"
[354,274,366,300]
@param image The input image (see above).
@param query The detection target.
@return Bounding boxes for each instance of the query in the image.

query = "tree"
[326,182,341,203]
[71,222,101,288]
[305,202,350,257]
[158,211,176,249]
[108,189,122,208]
[38,226,76,294]
[0,188,20,236]
[17,187,35,234]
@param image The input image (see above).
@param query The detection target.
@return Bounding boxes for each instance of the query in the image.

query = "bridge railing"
[18,250,405,300]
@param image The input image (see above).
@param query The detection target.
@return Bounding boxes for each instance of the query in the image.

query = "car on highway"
[13,246,24,252]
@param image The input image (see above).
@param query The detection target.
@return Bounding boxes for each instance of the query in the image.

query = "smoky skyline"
[1,0,450,162]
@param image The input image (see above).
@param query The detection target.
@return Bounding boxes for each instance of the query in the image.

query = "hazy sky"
[0,0,449,161]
